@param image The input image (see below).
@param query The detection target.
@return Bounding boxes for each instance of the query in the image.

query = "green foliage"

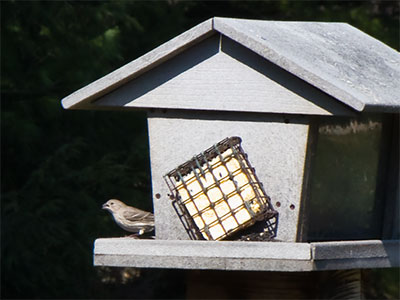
[1,0,398,299]
[364,268,400,299]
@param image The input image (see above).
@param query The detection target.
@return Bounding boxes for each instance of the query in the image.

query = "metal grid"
[164,136,278,241]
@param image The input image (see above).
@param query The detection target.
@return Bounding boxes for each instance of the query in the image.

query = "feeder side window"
[307,114,390,241]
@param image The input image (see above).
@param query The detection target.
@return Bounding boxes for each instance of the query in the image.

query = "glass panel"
[307,114,385,241]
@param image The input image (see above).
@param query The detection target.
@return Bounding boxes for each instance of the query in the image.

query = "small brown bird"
[102,199,155,236]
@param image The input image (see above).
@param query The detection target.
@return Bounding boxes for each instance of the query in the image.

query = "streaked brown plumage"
[102,199,154,236]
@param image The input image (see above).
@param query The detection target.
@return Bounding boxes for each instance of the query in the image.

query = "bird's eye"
[110,202,114,205]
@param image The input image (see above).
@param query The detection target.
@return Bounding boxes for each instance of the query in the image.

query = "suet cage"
[165,137,278,241]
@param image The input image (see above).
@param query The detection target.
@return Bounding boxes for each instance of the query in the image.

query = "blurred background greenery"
[1,1,399,298]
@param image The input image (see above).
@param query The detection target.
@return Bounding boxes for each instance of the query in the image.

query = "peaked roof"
[62,17,400,112]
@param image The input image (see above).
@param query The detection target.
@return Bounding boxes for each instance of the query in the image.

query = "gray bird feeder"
[62,17,399,297]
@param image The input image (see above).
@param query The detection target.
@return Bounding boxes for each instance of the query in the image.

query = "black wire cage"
[164,136,278,241]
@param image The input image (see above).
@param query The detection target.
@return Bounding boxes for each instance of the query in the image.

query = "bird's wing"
[123,207,154,222]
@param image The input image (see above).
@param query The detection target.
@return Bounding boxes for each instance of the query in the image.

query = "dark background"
[1,1,399,298]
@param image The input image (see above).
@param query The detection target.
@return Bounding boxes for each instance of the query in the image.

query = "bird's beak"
[102,203,109,209]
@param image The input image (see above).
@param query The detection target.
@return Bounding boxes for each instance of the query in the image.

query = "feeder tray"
[164,136,278,241]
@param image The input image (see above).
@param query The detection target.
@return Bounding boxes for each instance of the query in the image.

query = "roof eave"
[61,18,215,110]
[212,18,368,113]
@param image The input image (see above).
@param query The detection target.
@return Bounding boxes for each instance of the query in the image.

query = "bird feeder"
[61,17,399,297]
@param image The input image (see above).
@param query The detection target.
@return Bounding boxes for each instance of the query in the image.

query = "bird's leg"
[126,233,140,239]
